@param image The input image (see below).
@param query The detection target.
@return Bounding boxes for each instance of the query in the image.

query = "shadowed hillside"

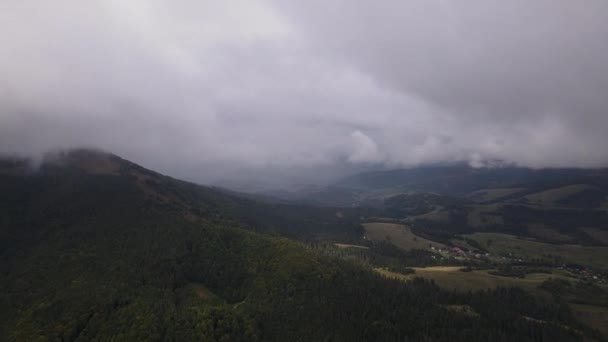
[0,150,600,341]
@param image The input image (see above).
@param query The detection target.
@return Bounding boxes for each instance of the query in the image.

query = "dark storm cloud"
[1,1,608,187]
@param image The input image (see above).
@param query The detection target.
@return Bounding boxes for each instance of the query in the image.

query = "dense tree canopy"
[0,154,601,341]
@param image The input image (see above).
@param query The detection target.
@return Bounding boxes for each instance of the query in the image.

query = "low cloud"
[1,0,607,188]
[348,131,382,163]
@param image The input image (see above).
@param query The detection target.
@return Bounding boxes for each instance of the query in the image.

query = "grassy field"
[377,267,607,336]
[334,243,369,250]
[408,208,451,223]
[466,232,608,269]
[363,222,446,250]
[524,184,593,206]
[375,266,568,293]
[527,224,573,243]
[467,204,504,227]
[449,238,479,252]
[467,188,525,202]
[570,303,608,336]
[444,305,479,317]
[580,227,608,245]
[188,283,214,301]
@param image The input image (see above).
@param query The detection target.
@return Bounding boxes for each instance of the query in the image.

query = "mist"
[2,0,608,190]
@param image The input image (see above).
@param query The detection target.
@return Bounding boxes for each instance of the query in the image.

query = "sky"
[1,1,608,189]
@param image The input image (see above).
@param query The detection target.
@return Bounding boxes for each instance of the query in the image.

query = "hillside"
[293,164,608,208]
[281,164,608,249]
[385,186,608,250]
[0,150,601,341]
[310,165,608,336]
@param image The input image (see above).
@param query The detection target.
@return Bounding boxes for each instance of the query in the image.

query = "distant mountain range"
[266,164,608,207]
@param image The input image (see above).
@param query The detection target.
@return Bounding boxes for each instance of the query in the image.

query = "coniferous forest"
[0,152,604,341]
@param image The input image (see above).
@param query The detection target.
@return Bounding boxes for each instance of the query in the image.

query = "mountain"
[287,164,608,207]
[336,165,608,192]
[0,150,601,341]
[333,165,608,248]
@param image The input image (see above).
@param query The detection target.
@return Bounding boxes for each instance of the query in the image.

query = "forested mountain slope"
[0,150,599,341]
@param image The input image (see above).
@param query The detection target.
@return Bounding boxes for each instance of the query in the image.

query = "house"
[449,247,465,255]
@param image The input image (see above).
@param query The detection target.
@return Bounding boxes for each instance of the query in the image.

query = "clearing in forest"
[363,222,445,250]
[466,232,608,270]
[375,267,568,293]
[334,243,369,249]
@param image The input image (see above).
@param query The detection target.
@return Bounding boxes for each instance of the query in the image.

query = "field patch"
[363,222,445,250]
[467,232,608,269]
[467,204,504,227]
[524,184,594,206]
[375,266,568,293]
[580,227,608,245]
[334,243,369,250]
[527,224,573,243]
[189,283,213,301]
[467,188,525,202]
[571,304,608,336]
[405,208,452,224]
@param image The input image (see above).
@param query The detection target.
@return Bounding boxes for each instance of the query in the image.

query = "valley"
[304,166,608,339]
[2,151,608,341]
[3,1,608,340]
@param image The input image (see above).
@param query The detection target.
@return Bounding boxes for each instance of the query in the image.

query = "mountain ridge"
[279,164,608,207]
[0,149,604,340]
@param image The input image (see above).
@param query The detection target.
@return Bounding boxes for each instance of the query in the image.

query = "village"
[428,245,608,284]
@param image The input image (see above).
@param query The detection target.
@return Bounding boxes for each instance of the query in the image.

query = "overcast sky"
[1,1,608,188]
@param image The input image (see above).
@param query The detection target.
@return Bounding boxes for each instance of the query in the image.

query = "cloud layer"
[1,0,608,186]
